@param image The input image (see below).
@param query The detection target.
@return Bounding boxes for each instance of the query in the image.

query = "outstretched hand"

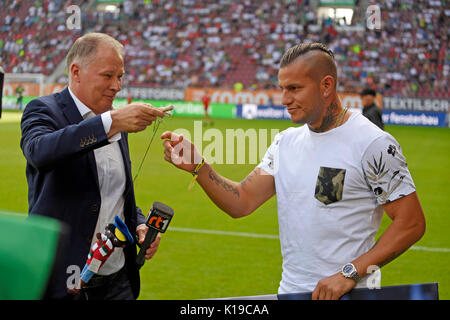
[161,131,203,173]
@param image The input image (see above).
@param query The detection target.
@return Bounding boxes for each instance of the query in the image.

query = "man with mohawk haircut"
[162,42,426,300]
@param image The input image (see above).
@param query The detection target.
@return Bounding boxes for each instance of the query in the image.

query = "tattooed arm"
[161,131,275,218]
[195,165,275,218]
[312,192,425,300]
[352,192,425,277]
[355,134,426,275]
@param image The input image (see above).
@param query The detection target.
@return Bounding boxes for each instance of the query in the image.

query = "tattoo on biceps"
[208,170,240,198]
[240,169,258,188]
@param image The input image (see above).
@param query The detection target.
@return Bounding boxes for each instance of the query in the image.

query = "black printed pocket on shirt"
[314,167,346,205]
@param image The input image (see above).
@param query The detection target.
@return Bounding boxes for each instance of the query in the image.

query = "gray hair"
[66,33,123,80]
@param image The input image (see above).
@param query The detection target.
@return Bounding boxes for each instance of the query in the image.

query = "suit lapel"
[118,132,135,221]
[118,132,133,197]
[57,88,83,125]
[56,87,99,190]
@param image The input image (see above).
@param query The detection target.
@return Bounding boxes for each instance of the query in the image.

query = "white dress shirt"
[69,88,126,275]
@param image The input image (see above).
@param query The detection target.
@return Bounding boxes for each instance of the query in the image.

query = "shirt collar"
[68,87,93,119]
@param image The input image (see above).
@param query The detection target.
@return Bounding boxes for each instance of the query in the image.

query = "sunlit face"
[70,43,124,114]
[278,58,327,126]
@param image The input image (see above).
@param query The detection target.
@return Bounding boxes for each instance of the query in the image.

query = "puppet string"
[132,114,169,185]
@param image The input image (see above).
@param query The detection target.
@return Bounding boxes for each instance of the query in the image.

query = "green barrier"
[0,212,65,299]
[2,96,237,119]
[113,98,236,119]
[2,96,36,110]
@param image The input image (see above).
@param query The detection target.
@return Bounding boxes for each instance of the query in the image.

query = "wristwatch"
[341,263,361,283]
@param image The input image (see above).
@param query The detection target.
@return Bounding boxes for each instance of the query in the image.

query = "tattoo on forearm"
[378,249,408,268]
[209,170,240,198]
[370,240,408,269]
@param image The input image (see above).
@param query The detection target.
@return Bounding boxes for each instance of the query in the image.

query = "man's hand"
[161,131,203,173]
[136,225,161,260]
[311,272,357,300]
[109,103,166,137]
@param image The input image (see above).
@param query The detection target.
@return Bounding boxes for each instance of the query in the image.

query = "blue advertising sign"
[278,282,439,300]
[213,283,439,300]
[236,104,290,120]
[382,110,447,127]
[236,104,449,127]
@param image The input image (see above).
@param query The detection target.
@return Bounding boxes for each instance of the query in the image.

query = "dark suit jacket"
[20,87,146,299]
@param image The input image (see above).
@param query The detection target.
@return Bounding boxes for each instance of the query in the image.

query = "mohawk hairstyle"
[279,42,338,88]
[280,42,335,68]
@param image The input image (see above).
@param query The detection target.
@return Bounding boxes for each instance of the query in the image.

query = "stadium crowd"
[0,0,87,76]
[0,0,448,98]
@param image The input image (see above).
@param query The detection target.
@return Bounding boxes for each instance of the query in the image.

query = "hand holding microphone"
[136,202,174,269]
[136,225,161,261]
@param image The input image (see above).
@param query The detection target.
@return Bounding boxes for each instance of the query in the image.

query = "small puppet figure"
[68,216,134,295]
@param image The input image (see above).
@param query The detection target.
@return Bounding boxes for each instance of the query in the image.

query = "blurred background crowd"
[0,0,448,98]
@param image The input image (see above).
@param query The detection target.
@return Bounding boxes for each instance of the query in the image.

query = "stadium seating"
[0,0,448,98]
[0,0,87,75]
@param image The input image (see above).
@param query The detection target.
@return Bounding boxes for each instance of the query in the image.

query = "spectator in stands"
[360,88,384,130]
[0,0,448,99]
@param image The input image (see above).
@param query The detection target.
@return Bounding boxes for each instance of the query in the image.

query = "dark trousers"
[68,268,135,300]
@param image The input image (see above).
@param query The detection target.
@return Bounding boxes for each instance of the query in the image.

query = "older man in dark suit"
[20,33,165,299]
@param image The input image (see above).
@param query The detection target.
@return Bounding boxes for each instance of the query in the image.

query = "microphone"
[136,201,174,269]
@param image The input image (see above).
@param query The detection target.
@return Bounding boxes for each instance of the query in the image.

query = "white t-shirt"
[257,112,416,294]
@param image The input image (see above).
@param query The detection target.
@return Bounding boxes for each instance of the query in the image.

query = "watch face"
[343,264,354,275]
